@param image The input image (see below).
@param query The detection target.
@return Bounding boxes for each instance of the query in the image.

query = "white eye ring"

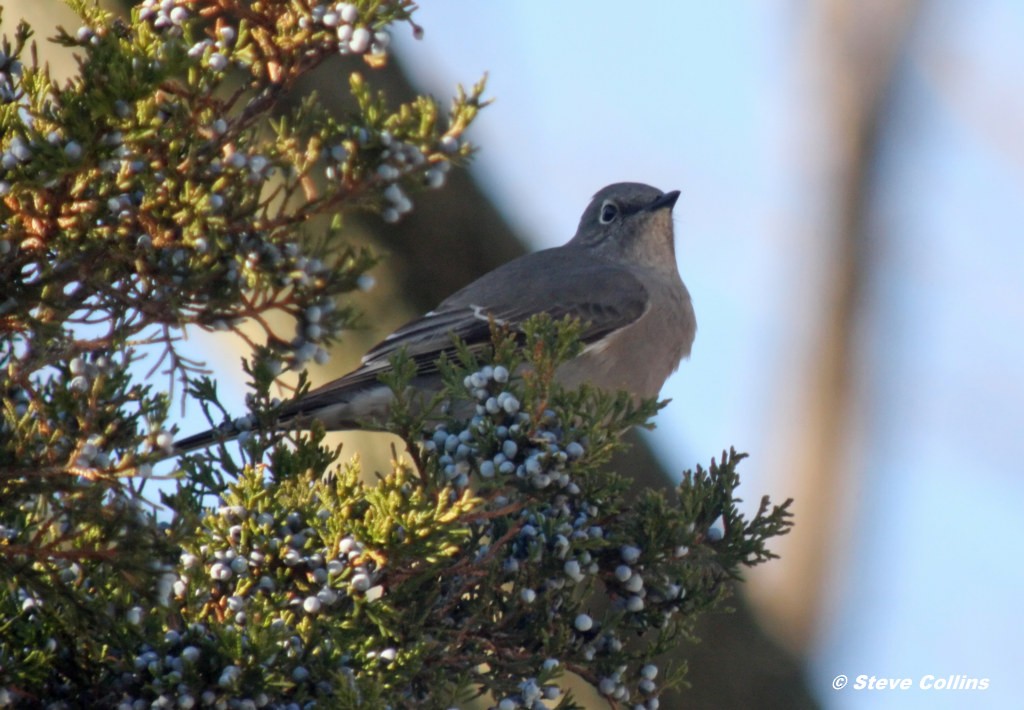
[599,200,618,224]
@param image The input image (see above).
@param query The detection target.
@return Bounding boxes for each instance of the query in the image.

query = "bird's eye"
[599,201,618,224]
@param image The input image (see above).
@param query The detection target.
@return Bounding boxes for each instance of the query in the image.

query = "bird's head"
[570,182,681,268]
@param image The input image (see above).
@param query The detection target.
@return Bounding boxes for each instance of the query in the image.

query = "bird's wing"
[283,248,649,417]
[361,248,649,371]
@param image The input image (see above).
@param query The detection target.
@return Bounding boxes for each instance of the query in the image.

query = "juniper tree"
[0,2,792,708]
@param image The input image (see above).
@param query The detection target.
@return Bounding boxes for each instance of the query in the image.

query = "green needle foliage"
[0,2,792,708]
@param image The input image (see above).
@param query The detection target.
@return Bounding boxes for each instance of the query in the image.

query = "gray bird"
[174,182,696,454]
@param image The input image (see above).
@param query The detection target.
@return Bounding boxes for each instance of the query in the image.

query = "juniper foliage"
[0,2,792,708]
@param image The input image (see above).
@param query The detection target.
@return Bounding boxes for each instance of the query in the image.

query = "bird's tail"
[171,376,401,457]
[172,423,243,456]
[171,407,325,458]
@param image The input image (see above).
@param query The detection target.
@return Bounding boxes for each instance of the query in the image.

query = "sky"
[384,2,1024,708]
[130,0,1024,707]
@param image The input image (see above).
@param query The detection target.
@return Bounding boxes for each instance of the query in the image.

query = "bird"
[173,182,696,454]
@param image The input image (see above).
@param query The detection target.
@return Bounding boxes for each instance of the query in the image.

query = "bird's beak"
[647,190,681,212]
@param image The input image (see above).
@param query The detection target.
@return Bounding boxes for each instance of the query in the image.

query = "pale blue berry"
[339,4,358,22]
[624,573,644,593]
[349,27,371,53]
[169,6,189,25]
[218,665,240,687]
[208,52,227,71]
[351,571,371,592]
[440,135,459,153]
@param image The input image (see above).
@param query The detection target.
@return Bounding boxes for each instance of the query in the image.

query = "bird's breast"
[557,276,694,400]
